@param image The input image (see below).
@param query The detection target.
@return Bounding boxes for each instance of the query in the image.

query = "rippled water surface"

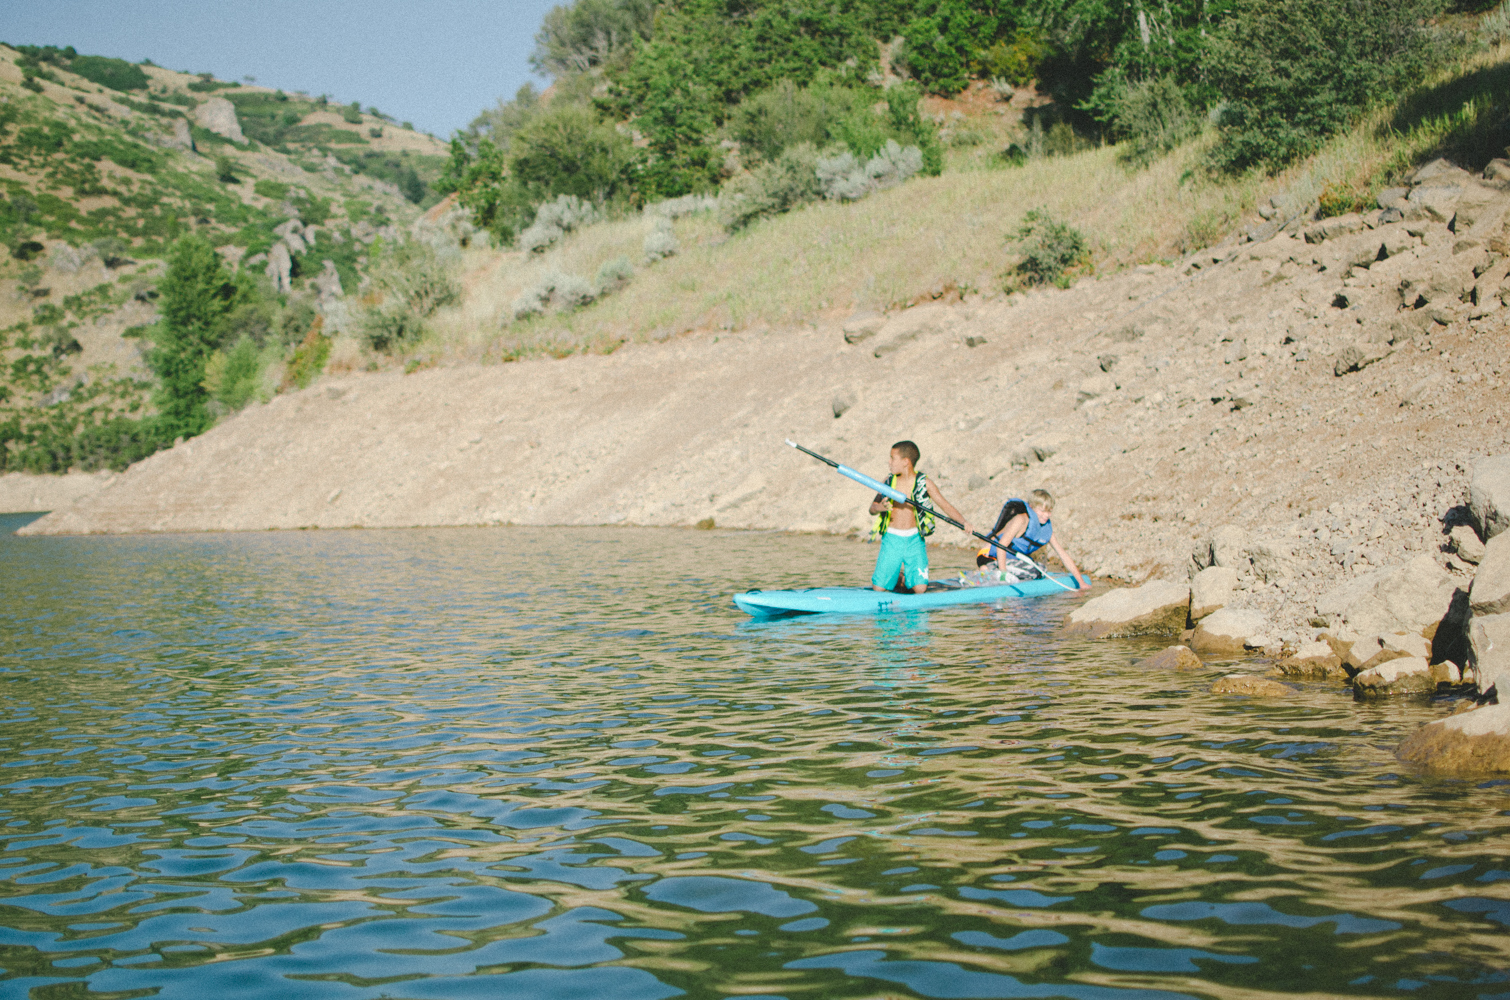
[1,515,1508,1000]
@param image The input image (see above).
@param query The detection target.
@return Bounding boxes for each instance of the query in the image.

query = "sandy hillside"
[15,158,1509,645]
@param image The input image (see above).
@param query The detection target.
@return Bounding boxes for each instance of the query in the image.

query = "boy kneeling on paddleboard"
[868,441,974,593]
[972,489,1087,589]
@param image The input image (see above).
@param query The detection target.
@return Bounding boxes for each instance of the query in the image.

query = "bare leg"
[912,584,927,594]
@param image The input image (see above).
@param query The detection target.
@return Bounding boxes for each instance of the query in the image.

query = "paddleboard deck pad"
[734,575,1078,617]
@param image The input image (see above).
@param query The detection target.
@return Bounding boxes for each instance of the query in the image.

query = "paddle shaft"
[784,440,1079,591]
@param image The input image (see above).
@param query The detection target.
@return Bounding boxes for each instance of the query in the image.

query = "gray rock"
[831,392,854,419]
[1063,580,1190,639]
[312,260,344,302]
[265,242,292,294]
[1451,525,1487,565]
[1315,554,1457,641]
[1190,566,1237,620]
[1397,702,1510,774]
[1470,453,1510,541]
[1377,187,1409,209]
[1190,607,1270,656]
[193,97,245,144]
[1485,159,1510,183]
[1303,214,1363,244]
[1210,525,1248,571]
[1077,374,1116,404]
[1469,612,1510,695]
[1470,533,1510,616]
[1410,158,1467,185]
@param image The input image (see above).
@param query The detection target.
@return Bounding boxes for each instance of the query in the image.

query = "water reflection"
[0,519,1507,999]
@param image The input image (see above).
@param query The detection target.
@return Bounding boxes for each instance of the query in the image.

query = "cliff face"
[17,157,1509,648]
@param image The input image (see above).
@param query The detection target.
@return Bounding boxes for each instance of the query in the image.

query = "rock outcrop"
[1397,702,1510,773]
[1276,640,1345,680]
[1469,533,1510,616]
[1470,613,1510,696]
[1314,555,1456,641]
[1189,566,1236,621]
[193,97,245,144]
[1062,581,1189,639]
[1471,454,1510,541]
[1190,607,1270,655]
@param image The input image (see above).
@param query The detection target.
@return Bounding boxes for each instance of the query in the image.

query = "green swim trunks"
[872,529,929,590]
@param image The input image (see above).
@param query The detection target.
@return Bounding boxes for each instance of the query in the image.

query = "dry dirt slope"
[13,160,1510,638]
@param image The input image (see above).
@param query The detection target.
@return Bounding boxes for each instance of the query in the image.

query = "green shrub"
[281,321,330,389]
[150,235,244,438]
[358,240,459,352]
[21,77,43,94]
[254,179,289,200]
[1207,0,1445,173]
[977,30,1050,88]
[897,1,982,96]
[215,154,239,183]
[203,335,263,410]
[510,103,637,203]
[342,101,363,124]
[729,78,857,165]
[68,55,149,92]
[1008,208,1091,289]
[532,0,653,76]
[1103,74,1203,167]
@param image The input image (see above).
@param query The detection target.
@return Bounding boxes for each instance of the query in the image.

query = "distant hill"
[0,43,449,473]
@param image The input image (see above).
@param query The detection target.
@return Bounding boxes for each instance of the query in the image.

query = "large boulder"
[1063,581,1189,639]
[193,97,246,144]
[1134,645,1204,671]
[1470,612,1510,695]
[1470,533,1510,616]
[1450,524,1486,564]
[1189,566,1237,620]
[1397,702,1510,773]
[1314,554,1457,641]
[1471,454,1510,541]
[1353,656,1435,698]
[1190,608,1270,656]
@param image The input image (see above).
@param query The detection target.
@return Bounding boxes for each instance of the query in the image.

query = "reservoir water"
[1,516,1507,999]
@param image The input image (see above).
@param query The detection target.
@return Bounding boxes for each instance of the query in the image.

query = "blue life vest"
[986,498,1052,557]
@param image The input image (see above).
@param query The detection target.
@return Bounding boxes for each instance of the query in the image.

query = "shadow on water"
[0,524,1507,999]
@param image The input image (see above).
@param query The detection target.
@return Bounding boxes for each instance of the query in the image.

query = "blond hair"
[1029,488,1055,512]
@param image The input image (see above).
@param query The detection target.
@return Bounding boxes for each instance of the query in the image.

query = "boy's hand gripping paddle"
[784,440,1077,591]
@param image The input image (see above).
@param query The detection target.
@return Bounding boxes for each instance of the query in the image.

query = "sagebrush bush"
[1486,1,1510,46]
[643,217,679,261]
[644,194,718,219]
[519,193,600,253]
[817,140,924,201]
[510,269,598,320]
[1009,208,1090,289]
[596,255,634,293]
[203,335,264,411]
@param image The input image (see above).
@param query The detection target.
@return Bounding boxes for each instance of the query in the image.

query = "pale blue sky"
[0,0,561,137]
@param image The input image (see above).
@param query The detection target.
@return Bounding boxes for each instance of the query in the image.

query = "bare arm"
[925,479,974,536]
[868,492,890,515]
[1049,535,1088,589]
[993,512,1029,572]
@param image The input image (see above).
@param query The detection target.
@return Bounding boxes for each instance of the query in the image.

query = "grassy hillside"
[0,44,448,472]
[420,38,1510,362]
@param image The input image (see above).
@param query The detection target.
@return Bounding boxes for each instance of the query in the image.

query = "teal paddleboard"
[733,575,1079,617]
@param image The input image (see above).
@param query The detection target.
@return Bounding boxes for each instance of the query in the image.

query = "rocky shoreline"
[1065,453,1509,773]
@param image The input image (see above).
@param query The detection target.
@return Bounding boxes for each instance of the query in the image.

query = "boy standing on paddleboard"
[868,441,974,593]
[977,489,1087,589]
